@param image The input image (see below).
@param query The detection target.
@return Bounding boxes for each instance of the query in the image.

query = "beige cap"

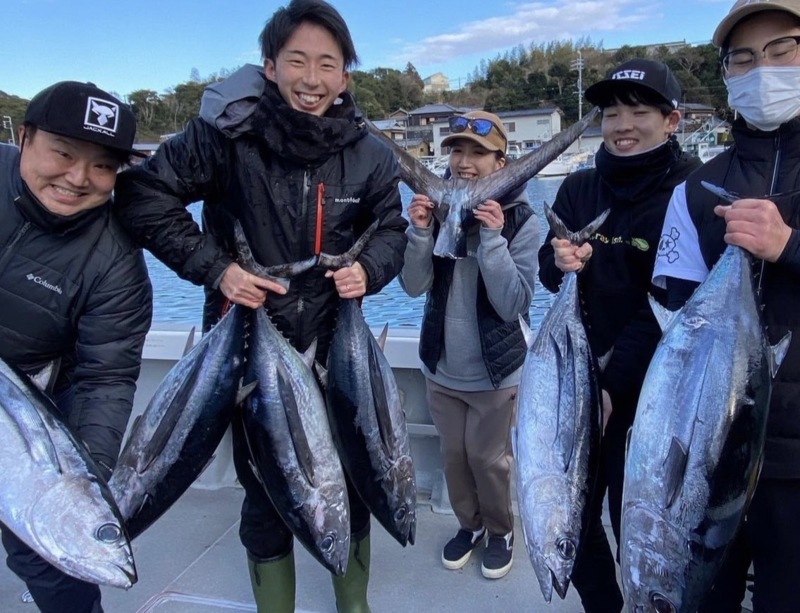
[713,0,800,47]
[441,110,507,154]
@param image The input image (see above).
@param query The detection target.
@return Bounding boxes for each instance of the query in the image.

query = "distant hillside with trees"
[0,40,727,145]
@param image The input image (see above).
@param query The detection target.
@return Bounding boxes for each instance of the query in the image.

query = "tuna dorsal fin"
[518,314,534,349]
[769,332,793,379]
[376,324,389,351]
[368,339,397,456]
[662,437,689,509]
[302,339,318,370]
[182,327,197,357]
[235,381,258,405]
[276,360,316,484]
[648,294,678,333]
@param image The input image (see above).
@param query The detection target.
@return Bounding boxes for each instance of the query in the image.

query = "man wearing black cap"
[0,81,152,613]
[538,58,700,611]
[654,1,800,610]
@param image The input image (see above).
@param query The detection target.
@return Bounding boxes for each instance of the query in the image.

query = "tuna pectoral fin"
[276,361,316,484]
[235,381,258,405]
[649,294,678,333]
[662,437,689,509]
[368,341,397,455]
[769,332,793,378]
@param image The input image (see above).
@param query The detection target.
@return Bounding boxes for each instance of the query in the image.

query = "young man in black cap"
[0,81,152,613]
[113,1,406,611]
[538,59,700,611]
[654,1,800,609]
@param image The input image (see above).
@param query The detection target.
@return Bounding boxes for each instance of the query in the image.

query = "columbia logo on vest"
[26,273,63,295]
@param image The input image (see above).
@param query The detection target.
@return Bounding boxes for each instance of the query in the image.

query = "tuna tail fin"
[543,204,610,246]
[648,294,678,332]
[318,219,381,269]
[769,332,792,379]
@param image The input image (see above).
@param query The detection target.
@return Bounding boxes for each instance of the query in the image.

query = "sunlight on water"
[145,179,565,331]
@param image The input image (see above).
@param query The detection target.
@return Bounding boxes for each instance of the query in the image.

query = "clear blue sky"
[3,0,734,101]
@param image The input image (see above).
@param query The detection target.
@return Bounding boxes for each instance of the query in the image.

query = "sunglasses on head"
[448,115,496,137]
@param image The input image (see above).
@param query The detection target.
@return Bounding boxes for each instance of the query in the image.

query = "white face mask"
[726,66,800,132]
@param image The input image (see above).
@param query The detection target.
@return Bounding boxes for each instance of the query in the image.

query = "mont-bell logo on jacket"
[26,272,63,295]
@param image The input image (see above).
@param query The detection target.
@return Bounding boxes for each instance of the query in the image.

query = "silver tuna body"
[326,299,417,547]
[0,358,136,588]
[513,270,602,602]
[243,308,351,575]
[109,305,246,539]
[621,245,787,612]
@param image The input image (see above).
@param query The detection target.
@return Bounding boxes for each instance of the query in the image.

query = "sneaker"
[442,527,486,570]
[481,532,513,579]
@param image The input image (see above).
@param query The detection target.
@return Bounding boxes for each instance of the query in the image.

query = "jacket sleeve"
[114,118,235,288]
[70,245,153,476]
[478,214,539,321]
[355,138,409,295]
[777,228,800,277]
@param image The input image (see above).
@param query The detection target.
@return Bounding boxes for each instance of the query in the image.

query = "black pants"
[2,527,102,613]
[231,410,371,560]
[570,409,626,613]
[703,478,800,613]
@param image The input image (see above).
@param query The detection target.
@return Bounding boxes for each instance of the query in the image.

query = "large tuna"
[512,206,608,602]
[325,299,417,547]
[243,307,351,575]
[620,241,791,612]
[109,304,247,539]
[0,358,136,588]
[368,109,598,258]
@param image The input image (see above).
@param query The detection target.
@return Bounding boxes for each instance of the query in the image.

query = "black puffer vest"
[685,117,800,478]
[419,203,533,389]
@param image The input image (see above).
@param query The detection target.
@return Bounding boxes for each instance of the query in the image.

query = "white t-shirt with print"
[652,181,710,288]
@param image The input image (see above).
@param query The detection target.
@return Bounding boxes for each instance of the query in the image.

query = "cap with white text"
[584,59,681,110]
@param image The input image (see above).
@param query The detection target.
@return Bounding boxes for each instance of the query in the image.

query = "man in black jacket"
[113,1,407,611]
[0,81,152,613]
[653,1,800,610]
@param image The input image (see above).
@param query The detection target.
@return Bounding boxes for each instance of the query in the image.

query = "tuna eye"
[556,538,576,560]
[394,507,406,521]
[320,534,335,553]
[650,593,676,613]
[96,523,122,543]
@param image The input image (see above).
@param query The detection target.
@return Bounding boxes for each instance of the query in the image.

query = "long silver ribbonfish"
[620,243,791,612]
[513,205,608,602]
[367,108,599,258]
[0,358,136,588]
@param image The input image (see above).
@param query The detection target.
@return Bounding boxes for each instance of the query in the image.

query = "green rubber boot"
[331,534,371,613]
[247,549,296,613]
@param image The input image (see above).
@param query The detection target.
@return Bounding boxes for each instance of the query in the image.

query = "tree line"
[0,39,728,145]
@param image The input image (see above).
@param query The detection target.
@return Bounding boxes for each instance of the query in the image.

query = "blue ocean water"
[145,178,566,329]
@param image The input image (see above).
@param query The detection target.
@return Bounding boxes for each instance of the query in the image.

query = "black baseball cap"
[24,81,145,158]
[585,59,681,110]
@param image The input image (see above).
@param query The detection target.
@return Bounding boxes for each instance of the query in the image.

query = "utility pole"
[2,116,15,146]
[570,50,585,149]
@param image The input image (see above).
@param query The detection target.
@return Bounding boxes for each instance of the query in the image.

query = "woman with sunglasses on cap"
[653,2,800,610]
[537,59,700,611]
[400,110,540,580]
[0,81,152,613]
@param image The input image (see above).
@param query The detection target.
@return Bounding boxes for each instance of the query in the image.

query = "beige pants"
[426,379,517,536]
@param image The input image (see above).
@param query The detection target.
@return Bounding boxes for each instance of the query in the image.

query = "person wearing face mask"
[400,111,540,580]
[538,59,701,611]
[653,1,800,610]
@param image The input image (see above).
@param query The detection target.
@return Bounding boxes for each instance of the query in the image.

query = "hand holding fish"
[408,194,434,228]
[714,198,793,262]
[219,262,288,308]
[551,237,593,273]
[326,262,368,298]
[474,199,504,230]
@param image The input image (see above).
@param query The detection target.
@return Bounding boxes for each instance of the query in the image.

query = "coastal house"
[422,72,450,94]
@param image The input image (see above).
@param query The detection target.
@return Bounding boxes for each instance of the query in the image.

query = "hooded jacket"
[115,68,407,361]
[0,144,152,473]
